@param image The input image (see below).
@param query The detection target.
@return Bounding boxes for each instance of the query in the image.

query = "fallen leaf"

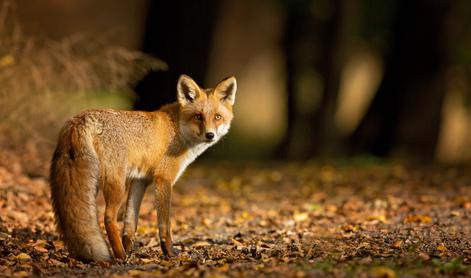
[15,253,31,261]
[342,224,360,232]
[52,241,64,250]
[359,256,372,264]
[419,252,430,260]
[218,264,230,272]
[47,258,66,267]
[0,55,15,67]
[139,258,155,264]
[202,218,212,227]
[34,246,49,253]
[293,212,309,222]
[12,271,30,278]
[192,241,211,248]
[392,240,403,249]
[437,245,447,252]
[128,270,150,277]
[367,214,387,223]
[283,220,295,227]
[160,260,173,267]
[405,214,432,224]
[231,239,244,246]
[137,225,153,235]
[369,266,396,278]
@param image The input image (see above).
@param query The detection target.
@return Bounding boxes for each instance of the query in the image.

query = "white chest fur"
[173,143,210,184]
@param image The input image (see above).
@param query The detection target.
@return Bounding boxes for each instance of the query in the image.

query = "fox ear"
[177,75,201,106]
[214,76,237,106]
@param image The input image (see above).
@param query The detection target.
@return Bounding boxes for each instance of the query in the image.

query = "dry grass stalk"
[0,1,166,174]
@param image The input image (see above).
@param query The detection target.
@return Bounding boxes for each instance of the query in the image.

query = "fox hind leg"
[103,175,127,260]
[116,193,128,222]
[122,179,148,254]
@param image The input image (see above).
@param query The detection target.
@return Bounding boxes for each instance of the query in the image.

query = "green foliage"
[432,257,468,275]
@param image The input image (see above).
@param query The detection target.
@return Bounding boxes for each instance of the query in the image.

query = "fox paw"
[122,235,134,254]
[162,245,181,258]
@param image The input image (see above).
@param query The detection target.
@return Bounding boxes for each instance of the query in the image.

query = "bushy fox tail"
[50,120,111,262]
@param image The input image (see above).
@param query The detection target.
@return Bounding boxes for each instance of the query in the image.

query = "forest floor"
[0,154,471,277]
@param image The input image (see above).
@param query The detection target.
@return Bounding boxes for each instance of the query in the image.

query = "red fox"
[50,75,236,262]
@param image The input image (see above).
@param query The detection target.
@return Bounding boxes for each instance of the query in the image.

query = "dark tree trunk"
[275,0,347,159]
[134,0,220,111]
[274,7,304,159]
[308,0,347,157]
[350,0,451,159]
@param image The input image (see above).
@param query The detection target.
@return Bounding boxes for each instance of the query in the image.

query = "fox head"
[177,74,237,145]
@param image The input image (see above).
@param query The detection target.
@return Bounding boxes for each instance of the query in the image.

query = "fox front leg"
[154,177,179,257]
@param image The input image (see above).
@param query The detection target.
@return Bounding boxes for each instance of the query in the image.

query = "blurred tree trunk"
[274,4,307,159]
[134,0,220,111]
[350,0,451,159]
[274,0,348,159]
[308,0,348,157]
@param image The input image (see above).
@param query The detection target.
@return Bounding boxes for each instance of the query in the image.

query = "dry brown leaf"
[128,270,150,277]
[418,252,430,260]
[218,264,230,272]
[436,244,447,252]
[34,246,48,253]
[404,214,432,224]
[293,212,309,222]
[367,214,387,223]
[192,241,211,248]
[392,240,403,249]
[231,239,244,246]
[15,253,31,261]
[12,271,30,278]
[369,266,396,278]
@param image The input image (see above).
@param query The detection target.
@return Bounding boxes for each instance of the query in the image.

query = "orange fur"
[50,75,236,262]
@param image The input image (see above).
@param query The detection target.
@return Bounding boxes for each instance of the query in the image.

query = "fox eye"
[215,114,222,121]
[193,114,202,120]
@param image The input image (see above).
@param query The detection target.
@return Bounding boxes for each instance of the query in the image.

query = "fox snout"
[205,132,215,141]
[202,123,218,142]
[201,127,217,143]
[202,120,230,143]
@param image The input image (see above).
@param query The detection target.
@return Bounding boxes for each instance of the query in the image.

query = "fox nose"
[205,132,215,140]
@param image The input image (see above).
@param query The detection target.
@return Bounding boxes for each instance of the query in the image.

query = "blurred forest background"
[1,0,471,167]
